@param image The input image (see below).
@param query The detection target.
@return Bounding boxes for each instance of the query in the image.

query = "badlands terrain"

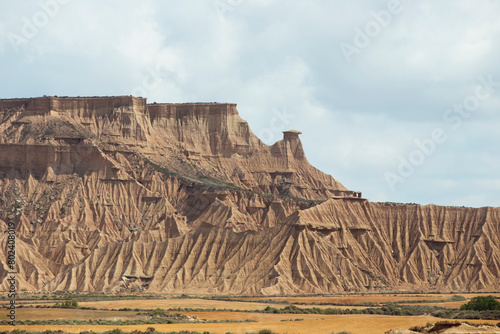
[0,95,499,295]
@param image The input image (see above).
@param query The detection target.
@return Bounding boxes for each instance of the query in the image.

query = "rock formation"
[0,96,498,294]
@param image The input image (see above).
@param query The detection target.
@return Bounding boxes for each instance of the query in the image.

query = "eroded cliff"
[0,96,498,294]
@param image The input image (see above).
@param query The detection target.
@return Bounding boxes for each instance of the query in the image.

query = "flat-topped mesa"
[0,96,147,116]
[0,96,348,198]
[146,102,260,156]
[0,96,152,148]
[145,104,347,198]
[0,98,33,111]
[147,102,238,123]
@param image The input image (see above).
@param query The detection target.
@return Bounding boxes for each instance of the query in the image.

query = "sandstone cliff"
[0,96,498,294]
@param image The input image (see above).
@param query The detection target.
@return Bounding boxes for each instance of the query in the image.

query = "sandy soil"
[12,308,147,321]
[399,301,468,309]
[239,293,500,304]
[1,315,498,334]
[78,298,286,311]
[3,294,500,334]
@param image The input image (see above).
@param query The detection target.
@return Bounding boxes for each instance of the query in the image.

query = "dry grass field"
[77,298,368,311]
[2,293,500,334]
[240,293,500,305]
[78,298,286,311]
[13,308,148,321]
[1,315,499,334]
[240,294,449,303]
[399,301,467,309]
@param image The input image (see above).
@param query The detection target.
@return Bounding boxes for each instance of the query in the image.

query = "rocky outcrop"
[0,96,498,294]
[386,321,500,333]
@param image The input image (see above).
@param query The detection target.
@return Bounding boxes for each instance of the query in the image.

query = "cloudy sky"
[1,0,499,207]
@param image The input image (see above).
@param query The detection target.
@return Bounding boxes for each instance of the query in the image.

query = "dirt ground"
[399,301,468,309]
[1,315,498,334]
[77,298,286,311]
[14,308,147,321]
[76,298,369,311]
[2,293,500,334]
[239,293,500,305]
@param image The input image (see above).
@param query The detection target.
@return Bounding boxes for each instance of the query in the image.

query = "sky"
[1,0,499,207]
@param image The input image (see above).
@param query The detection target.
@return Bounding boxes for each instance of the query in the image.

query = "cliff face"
[0,96,498,294]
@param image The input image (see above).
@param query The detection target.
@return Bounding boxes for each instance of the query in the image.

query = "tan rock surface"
[386,322,500,333]
[0,96,499,294]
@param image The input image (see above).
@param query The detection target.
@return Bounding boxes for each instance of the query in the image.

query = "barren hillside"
[0,96,498,294]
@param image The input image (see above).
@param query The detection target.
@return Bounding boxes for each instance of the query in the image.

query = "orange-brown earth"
[0,96,499,294]
[1,316,499,334]
[241,293,500,305]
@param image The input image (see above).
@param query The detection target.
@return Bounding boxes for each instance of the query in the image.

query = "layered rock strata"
[0,96,498,294]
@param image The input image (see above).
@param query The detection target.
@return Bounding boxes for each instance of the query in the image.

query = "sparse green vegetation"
[460,296,500,311]
[257,303,437,316]
[54,300,78,308]
[432,308,500,320]
[4,293,500,334]
[257,330,274,334]
[393,294,466,304]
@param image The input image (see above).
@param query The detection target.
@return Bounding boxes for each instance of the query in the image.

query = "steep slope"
[0,96,498,294]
